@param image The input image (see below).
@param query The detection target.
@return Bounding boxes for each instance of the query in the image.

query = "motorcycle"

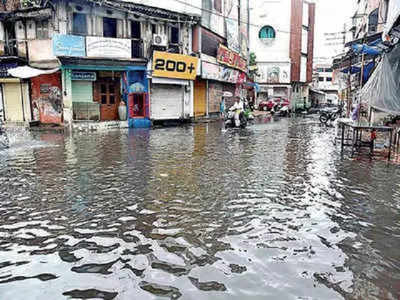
[0,109,9,149]
[224,107,248,129]
[319,105,343,125]
[277,105,289,117]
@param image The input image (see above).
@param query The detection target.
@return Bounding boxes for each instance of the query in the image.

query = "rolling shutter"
[151,84,183,120]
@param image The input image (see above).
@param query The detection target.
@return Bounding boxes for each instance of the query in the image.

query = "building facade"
[313,64,339,104]
[0,0,201,127]
[191,0,250,117]
[249,0,315,110]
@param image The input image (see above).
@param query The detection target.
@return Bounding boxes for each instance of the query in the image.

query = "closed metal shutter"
[151,84,183,120]
[72,81,93,103]
[3,83,23,122]
[194,80,206,117]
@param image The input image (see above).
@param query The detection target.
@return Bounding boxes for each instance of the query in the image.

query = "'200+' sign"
[152,51,199,81]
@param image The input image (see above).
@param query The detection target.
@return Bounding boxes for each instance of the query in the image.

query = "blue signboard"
[52,34,86,57]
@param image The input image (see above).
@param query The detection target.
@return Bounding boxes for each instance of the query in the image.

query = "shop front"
[0,61,31,124]
[201,60,245,111]
[59,60,148,126]
[150,51,199,122]
[53,34,148,127]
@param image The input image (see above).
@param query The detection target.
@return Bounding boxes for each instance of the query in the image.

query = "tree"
[248,52,259,81]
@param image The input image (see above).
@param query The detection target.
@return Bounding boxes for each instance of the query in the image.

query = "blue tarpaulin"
[351,43,382,56]
[363,61,375,83]
[341,66,361,74]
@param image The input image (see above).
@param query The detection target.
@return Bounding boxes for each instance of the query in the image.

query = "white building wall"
[123,0,202,17]
[249,0,292,86]
[249,0,291,62]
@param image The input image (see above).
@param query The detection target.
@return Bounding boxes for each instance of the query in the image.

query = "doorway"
[129,93,146,118]
[94,80,120,121]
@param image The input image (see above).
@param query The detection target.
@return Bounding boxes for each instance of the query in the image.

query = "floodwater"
[0,118,399,300]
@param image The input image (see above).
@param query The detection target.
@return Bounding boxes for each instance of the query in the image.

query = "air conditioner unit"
[152,34,168,47]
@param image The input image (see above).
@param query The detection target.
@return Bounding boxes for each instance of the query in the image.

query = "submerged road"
[0,118,399,299]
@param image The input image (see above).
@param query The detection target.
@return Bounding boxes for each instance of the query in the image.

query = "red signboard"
[217,44,247,72]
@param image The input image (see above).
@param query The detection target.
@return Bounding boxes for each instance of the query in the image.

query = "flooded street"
[0,119,400,300]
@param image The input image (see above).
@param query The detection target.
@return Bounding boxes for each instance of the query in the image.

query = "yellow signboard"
[152,51,199,81]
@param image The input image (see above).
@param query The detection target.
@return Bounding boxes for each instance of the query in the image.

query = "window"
[151,24,156,35]
[36,20,49,39]
[103,17,117,38]
[170,26,179,44]
[73,13,87,36]
[259,26,276,39]
[259,26,276,45]
[318,77,324,82]
[368,8,379,34]
[131,21,141,39]
[325,68,333,73]
[326,77,332,82]
[317,68,324,73]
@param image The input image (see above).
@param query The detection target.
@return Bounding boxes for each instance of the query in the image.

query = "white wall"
[249,0,291,63]
[122,0,202,17]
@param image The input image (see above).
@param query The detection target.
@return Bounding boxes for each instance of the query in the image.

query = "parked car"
[259,97,290,111]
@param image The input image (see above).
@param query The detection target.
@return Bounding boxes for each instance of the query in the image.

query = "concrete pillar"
[62,69,73,127]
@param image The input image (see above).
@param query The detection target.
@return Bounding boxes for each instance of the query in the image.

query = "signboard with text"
[86,37,131,59]
[201,61,239,83]
[71,71,97,81]
[52,34,86,57]
[152,51,199,81]
[217,44,247,72]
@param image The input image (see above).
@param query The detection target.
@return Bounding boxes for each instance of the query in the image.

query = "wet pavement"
[0,118,399,300]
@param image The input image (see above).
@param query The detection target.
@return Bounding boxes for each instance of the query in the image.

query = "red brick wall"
[192,25,200,53]
[307,3,316,83]
[290,0,302,82]
[31,73,63,124]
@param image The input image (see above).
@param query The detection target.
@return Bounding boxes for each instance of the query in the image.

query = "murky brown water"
[0,119,399,300]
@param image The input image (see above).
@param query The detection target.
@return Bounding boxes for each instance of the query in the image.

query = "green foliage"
[248,52,259,80]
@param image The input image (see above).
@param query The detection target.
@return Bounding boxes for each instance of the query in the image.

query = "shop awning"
[341,66,361,74]
[351,43,381,56]
[361,44,400,114]
[58,56,147,71]
[8,66,60,79]
[310,88,326,95]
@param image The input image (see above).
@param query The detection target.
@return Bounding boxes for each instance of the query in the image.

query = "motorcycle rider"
[230,97,244,127]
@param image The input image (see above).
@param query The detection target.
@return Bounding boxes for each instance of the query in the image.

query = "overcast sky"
[313,0,355,61]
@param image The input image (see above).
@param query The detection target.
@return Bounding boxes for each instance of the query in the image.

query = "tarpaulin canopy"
[341,66,361,74]
[361,44,400,114]
[363,61,375,83]
[8,66,60,79]
[352,43,382,56]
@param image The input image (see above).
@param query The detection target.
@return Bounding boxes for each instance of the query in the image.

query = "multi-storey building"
[350,0,390,41]
[0,0,201,127]
[192,0,250,117]
[313,64,339,103]
[249,0,315,110]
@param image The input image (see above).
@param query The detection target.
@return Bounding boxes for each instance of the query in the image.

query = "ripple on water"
[0,120,399,299]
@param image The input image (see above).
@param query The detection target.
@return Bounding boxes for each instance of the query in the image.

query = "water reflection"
[0,120,399,299]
